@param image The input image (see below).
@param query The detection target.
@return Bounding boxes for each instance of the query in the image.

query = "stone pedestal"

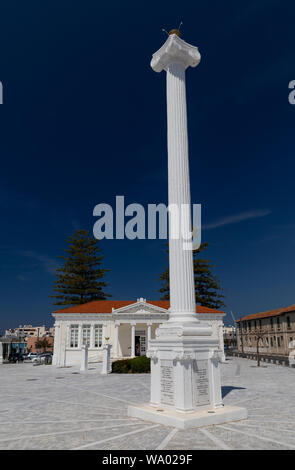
[101,344,112,375]
[148,333,223,412]
[80,345,88,372]
[128,32,246,428]
[129,323,247,427]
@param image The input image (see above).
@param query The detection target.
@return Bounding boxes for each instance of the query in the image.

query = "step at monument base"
[128,404,247,430]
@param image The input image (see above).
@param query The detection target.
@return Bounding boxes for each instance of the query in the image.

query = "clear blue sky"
[0,0,295,332]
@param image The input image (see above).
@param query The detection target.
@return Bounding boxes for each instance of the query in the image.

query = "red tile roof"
[237,304,295,322]
[53,300,224,315]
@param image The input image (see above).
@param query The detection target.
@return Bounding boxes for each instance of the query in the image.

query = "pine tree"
[51,230,110,306]
[159,247,170,300]
[193,242,225,309]
[159,242,225,309]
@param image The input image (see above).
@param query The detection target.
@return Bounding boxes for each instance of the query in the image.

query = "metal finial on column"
[162,21,183,38]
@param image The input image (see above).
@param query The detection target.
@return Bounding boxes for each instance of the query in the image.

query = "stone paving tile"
[0,419,140,440]
[1,358,295,450]
[222,422,295,448]
[0,423,147,450]
[165,429,221,450]
[202,425,289,450]
[93,426,170,450]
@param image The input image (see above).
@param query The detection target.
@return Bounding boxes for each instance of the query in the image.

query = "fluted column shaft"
[166,62,196,319]
[114,324,119,357]
[131,323,136,357]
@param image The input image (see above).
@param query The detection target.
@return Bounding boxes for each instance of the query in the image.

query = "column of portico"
[147,322,152,349]
[131,322,136,357]
[102,324,107,346]
[114,323,120,357]
[52,323,60,366]
[59,324,68,367]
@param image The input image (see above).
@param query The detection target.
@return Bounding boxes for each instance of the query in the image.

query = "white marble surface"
[0,358,295,449]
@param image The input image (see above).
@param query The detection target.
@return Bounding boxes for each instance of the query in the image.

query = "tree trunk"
[257,339,260,367]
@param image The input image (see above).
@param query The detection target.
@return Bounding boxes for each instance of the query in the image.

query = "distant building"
[2,325,54,357]
[223,325,237,347]
[237,304,295,358]
[0,337,26,360]
[5,325,47,341]
[26,335,54,353]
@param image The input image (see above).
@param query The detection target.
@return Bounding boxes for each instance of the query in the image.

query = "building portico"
[113,322,161,358]
[112,298,167,358]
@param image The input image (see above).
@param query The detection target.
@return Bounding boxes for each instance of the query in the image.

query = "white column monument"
[147,322,152,349]
[128,30,247,428]
[80,344,88,372]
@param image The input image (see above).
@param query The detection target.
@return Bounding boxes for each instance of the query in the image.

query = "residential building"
[0,337,26,360]
[3,325,54,356]
[26,335,54,353]
[223,325,237,347]
[5,325,47,341]
[237,304,295,358]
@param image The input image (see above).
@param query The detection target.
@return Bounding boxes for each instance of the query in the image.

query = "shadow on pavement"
[222,386,246,398]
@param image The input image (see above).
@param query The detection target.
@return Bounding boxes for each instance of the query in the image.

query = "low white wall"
[64,349,104,366]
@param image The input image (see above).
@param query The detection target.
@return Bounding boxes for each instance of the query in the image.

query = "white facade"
[52,298,226,367]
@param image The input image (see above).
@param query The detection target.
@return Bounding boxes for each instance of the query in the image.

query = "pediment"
[112,300,168,317]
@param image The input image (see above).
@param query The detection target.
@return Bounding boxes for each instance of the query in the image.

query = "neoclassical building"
[52,298,226,367]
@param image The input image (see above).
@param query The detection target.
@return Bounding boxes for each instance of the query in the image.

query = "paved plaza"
[0,357,295,450]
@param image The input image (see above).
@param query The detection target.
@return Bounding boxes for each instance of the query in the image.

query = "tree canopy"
[159,242,225,310]
[51,230,110,306]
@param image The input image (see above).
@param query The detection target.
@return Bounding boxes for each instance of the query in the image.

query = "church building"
[52,298,226,367]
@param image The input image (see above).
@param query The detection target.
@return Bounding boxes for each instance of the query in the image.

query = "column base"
[128,403,247,429]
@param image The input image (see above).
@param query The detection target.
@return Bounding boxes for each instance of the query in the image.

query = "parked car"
[32,352,53,365]
[22,352,38,361]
